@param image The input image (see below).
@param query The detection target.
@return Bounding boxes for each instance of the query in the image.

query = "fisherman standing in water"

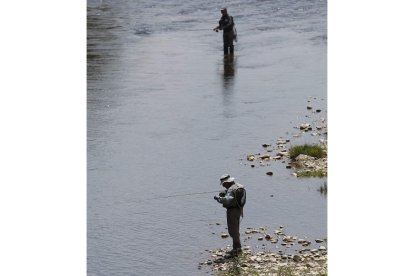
[213,8,236,55]
[214,174,246,256]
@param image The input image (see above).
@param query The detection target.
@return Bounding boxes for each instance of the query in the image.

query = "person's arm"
[214,191,235,207]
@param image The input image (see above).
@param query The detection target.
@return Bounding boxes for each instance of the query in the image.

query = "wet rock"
[206,260,212,265]
[316,109,321,113]
[259,154,271,160]
[265,234,272,240]
[319,246,326,251]
[247,154,255,161]
[276,138,287,145]
[214,258,224,264]
[221,233,229,238]
[251,164,255,168]
[258,237,263,241]
[262,144,271,148]
[286,165,292,169]
[266,171,273,176]
[315,239,324,243]
[307,106,312,110]
[299,123,311,130]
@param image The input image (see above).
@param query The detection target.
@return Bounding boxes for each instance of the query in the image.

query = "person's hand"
[214,195,219,200]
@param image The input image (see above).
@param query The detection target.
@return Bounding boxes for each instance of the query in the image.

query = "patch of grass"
[269,266,296,276]
[289,144,326,160]
[297,170,327,177]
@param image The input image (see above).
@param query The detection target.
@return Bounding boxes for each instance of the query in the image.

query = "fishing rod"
[142,190,223,201]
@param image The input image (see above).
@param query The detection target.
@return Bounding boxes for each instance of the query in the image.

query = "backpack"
[234,187,246,208]
[231,16,238,42]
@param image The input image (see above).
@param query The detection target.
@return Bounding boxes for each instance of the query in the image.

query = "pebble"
[315,239,323,243]
[286,165,292,169]
[266,171,273,176]
[265,234,272,240]
[221,233,228,238]
[258,237,263,241]
[299,123,311,130]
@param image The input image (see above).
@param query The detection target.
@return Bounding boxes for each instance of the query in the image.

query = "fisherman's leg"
[229,33,234,54]
[227,208,241,250]
[223,33,231,55]
[223,44,229,55]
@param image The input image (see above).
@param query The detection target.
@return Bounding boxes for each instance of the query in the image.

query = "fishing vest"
[223,183,246,209]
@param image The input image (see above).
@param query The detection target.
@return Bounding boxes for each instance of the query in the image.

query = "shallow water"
[87,0,327,275]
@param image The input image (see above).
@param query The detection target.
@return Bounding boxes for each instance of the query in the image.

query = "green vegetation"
[289,144,326,159]
[297,170,327,178]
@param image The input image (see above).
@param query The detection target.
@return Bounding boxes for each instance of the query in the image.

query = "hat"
[222,177,235,184]
[220,174,230,184]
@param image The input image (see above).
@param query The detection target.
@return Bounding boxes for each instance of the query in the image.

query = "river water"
[87,0,327,275]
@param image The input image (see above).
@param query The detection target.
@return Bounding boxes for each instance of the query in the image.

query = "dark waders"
[226,207,241,250]
[223,31,234,55]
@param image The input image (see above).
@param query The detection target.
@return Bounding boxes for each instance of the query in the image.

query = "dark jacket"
[219,15,234,33]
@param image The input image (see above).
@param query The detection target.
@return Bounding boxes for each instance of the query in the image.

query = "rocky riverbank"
[243,97,327,178]
[200,226,327,275]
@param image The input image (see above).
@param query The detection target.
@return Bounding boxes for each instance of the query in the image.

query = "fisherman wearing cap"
[214,175,246,256]
[213,8,236,55]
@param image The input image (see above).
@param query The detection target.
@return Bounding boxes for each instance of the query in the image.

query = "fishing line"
[139,190,222,202]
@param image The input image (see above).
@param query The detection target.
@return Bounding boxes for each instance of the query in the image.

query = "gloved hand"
[214,195,219,200]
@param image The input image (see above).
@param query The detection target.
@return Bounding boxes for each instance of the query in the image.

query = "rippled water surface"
[88,0,327,275]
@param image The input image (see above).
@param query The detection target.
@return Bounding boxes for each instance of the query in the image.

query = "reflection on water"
[221,55,236,107]
[223,55,236,79]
